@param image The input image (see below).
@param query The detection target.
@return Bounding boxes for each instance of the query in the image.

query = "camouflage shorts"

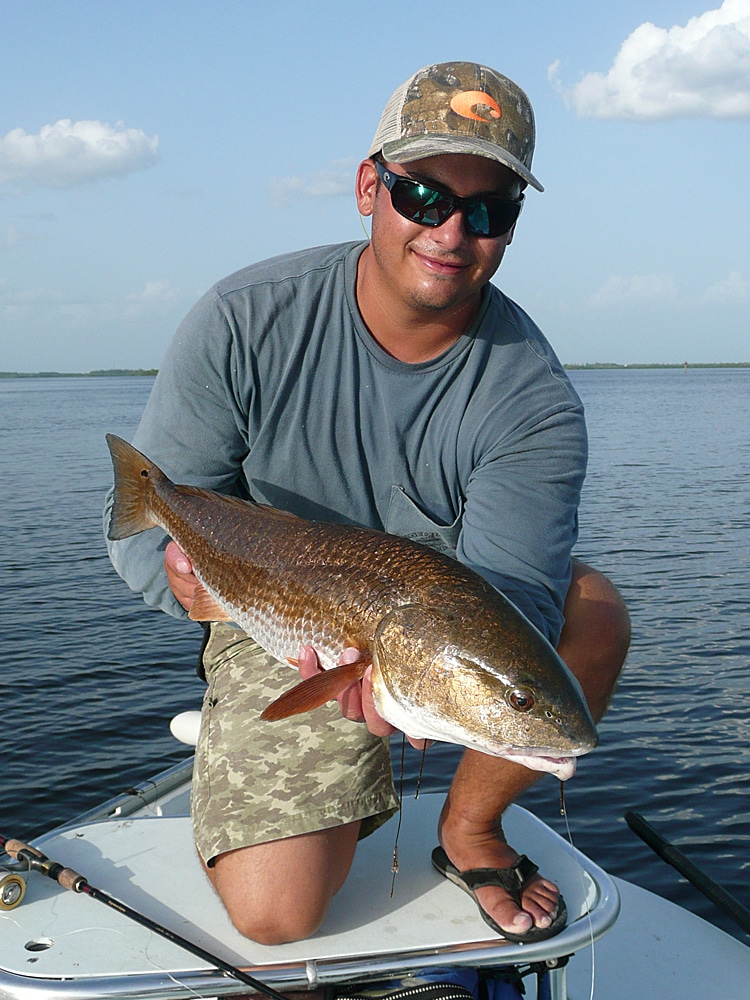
[191,622,400,866]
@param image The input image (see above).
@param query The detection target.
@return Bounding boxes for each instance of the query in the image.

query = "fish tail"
[106,433,162,540]
[260,658,370,721]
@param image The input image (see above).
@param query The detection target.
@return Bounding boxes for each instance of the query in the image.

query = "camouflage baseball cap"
[369,61,543,192]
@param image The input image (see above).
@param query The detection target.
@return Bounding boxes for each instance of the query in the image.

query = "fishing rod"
[0,833,290,1000]
[624,811,750,939]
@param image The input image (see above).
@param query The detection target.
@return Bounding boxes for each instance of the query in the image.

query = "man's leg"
[204,822,361,944]
[437,561,630,937]
[193,625,398,945]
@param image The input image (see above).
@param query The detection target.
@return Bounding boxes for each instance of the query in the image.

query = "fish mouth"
[478,740,596,781]
[502,752,578,781]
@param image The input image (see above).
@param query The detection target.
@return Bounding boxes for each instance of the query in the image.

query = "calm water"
[2,370,749,942]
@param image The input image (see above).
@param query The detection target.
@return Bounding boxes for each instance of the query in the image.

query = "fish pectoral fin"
[260,658,370,721]
[187,583,234,623]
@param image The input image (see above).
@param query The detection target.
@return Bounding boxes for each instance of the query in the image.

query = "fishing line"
[414,742,428,799]
[75,922,213,999]
[558,785,596,1000]
[389,735,407,896]
[147,952,214,1000]
[161,970,210,1000]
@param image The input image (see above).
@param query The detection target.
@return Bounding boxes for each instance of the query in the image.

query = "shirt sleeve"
[457,389,587,645]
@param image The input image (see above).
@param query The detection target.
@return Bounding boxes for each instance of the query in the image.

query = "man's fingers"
[164,540,198,610]
[336,647,366,719]
[339,647,364,665]
[289,646,431,750]
[296,645,322,680]
[165,539,193,575]
[361,666,399,737]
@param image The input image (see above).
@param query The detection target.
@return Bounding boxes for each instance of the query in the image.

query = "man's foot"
[435,828,564,941]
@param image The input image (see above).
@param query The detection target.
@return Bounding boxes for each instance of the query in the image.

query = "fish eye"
[507,688,535,713]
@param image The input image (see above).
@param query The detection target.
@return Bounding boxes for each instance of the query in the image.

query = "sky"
[1,0,749,370]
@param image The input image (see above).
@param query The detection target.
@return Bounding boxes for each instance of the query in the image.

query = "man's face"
[357,153,523,319]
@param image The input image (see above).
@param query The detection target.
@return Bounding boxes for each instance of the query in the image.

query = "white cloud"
[270,162,354,206]
[588,269,749,308]
[3,224,22,249]
[555,0,750,119]
[703,269,748,302]
[0,119,159,189]
[588,273,681,307]
[124,279,181,318]
[127,279,179,304]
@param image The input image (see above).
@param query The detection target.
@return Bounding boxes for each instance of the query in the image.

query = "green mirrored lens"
[465,201,491,236]
[394,181,452,225]
[377,162,522,238]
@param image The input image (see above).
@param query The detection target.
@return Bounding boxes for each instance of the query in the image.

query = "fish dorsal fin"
[188,583,234,622]
[260,655,371,721]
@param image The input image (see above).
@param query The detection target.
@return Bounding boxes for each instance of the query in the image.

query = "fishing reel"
[0,859,29,910]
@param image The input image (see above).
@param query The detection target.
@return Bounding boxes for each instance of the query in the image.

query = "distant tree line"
[2,363,748,379]
[564,362,749,370]
[0,369,158,378]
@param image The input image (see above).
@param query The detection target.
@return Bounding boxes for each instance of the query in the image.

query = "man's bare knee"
[208,860,335,945]
[227,900,327,945]
[202,822,360,945]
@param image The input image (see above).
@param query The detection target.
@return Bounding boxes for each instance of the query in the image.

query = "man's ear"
[355,159,379,218]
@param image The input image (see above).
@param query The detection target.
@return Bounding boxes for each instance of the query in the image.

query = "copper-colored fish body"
[106,434,597,779]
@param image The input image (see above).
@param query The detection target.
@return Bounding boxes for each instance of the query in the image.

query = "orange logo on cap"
[450,91,502,122]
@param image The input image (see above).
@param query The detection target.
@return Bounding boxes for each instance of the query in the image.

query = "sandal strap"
[460,854,539,893]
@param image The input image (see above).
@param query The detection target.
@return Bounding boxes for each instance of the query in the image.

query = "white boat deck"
[1,768,618,999]
[3,760,749,1000]
[567,877,750,1000]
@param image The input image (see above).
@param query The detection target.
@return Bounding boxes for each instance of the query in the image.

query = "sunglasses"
[375,161,523,238]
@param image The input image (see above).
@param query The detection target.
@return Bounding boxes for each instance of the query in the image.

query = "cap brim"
[380,134,543,192]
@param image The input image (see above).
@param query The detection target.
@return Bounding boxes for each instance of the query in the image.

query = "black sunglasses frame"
[374,161,523,238]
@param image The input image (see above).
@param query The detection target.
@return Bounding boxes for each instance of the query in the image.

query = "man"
[106,62,629,947]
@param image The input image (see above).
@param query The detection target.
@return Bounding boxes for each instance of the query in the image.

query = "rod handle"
[0,836,87,891]
[1,838,35,860]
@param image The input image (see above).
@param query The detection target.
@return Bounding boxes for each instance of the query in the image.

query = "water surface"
[2,369,749,941]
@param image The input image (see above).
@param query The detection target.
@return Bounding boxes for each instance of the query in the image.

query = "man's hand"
[296,645,430,750]
[165,540,198,611]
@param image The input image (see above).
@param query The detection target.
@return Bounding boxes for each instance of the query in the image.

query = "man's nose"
[430,207,470,247]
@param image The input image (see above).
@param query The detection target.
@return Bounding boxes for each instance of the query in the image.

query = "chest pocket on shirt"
[384,486,463,559]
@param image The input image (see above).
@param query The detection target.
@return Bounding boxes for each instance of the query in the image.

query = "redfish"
[106,434,597,779]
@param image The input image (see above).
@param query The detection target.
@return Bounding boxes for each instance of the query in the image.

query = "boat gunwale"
[44,757,195,831]
[0,936,572,1000]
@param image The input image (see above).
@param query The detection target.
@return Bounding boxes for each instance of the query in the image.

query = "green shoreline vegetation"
[2,363,749,378]
[1,369,158,378]
[565,362,750,370]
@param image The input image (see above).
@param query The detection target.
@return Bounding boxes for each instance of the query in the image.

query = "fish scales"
[106,434,598,778]
[143,474,485,666]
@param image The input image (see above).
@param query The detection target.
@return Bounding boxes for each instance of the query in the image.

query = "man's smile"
[410,246,472,276]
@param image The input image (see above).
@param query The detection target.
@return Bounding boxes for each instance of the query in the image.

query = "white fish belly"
[372,676,502,752]
[217,592,345,672]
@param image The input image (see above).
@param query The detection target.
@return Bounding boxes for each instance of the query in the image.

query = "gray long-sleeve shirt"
[105,241,587,643]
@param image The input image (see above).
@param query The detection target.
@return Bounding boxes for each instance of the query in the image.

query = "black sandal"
[431,845,567,943]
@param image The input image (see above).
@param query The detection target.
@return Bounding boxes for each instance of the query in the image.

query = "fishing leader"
[105,61,630,946]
